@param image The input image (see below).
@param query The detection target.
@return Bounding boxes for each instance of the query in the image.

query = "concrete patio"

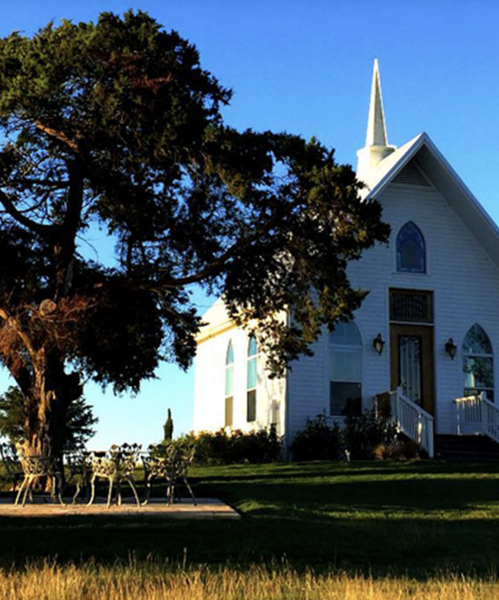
[0,496,240,519]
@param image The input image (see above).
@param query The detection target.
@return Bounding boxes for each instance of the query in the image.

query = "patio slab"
[0,497,240,519]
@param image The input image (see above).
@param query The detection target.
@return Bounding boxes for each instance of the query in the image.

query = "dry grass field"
[1,562,499,600]
[3,460,499,598]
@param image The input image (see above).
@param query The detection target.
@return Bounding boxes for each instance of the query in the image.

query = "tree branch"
[11,177,70,189]
[0,190,61,236]
[34,121,80,153]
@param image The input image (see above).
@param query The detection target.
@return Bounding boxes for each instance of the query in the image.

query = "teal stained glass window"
[225,340,234,426]
[247,335,257,422]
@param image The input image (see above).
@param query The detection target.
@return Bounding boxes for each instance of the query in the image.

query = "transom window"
[225,341,234,427]
[329,322,362,416]
[247,335,258,422]
[463,324,494,401]
[396,221,426,273]
[390,289,433,324]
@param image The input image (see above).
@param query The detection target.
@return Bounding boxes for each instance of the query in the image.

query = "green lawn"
[2,460,499,576]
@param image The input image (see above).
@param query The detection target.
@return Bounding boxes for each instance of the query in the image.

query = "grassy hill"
[2,460,499,577]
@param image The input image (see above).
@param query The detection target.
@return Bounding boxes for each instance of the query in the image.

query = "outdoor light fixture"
[445,338,457,360]
[373,333,385,355]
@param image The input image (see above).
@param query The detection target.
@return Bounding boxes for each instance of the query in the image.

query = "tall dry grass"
[0,561,498,600]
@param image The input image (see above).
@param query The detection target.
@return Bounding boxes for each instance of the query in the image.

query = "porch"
[376,389,499,460]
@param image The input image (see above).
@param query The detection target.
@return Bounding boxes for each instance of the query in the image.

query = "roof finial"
[366,59,388,146]
[357,59,396,181]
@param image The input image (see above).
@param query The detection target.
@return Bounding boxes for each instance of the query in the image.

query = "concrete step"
[435,434,499,461]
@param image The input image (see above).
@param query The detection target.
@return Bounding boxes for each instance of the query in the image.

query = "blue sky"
[1,1,498,448]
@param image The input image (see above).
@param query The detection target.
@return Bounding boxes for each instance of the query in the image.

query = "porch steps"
[435,434,499,462]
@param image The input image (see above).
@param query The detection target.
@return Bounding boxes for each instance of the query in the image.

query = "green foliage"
[0,9,389,380]
[343,408,398,460]
[163,408,174,442]
[0,10,388,454]
[0,386,97,448]
[181,426,282,464]
[291,414,342,461]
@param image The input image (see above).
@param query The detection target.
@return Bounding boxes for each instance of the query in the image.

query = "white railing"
[388,388,435,457]
[455,393,499,444]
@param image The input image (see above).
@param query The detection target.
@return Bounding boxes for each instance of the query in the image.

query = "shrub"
[344,408,398,460]
[291,414,341,461]
[179,426,282,465]
[372,438,421,461]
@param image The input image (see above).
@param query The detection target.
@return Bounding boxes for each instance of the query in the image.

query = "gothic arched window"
[463,324,494,401]
[247,335,258,422]
[396,221,426,273]
[329,322,362,416]
[225,340,234,426]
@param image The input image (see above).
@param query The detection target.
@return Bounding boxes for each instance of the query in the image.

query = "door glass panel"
[399,335,422,404]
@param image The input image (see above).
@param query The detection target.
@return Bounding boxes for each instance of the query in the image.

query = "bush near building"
[181,426,282,465]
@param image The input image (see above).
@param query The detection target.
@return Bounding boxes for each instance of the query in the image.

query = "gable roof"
[196,297,235,344]
[360,132,499,269]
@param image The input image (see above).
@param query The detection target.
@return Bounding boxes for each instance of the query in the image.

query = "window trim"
[463,324,494,401]
[247,335,258,423]
[224,340,234,427]
[396,221,427,274]
[329,322,363,417]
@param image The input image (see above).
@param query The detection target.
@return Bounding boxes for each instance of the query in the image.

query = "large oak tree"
[0,11,389,457]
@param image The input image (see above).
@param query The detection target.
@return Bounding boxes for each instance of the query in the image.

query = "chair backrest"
[162,443,195,478]
[95,443,142,478]
[90,454,118,478]
[143,442,195,479]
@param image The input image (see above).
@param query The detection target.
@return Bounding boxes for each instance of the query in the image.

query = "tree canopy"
[0,11,389,455]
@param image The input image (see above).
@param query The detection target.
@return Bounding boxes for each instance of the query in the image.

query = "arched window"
[463,324,494,401]
[247,335,258,422]
[329,322,362,416]
[396,221,426,273]
[225,341,234,427]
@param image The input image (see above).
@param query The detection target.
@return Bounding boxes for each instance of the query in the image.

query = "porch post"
[455,400,461,436]
[480,392,488,435]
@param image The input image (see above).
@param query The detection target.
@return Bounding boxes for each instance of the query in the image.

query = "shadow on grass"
[195,460,499,485]
[3,460,499,578]
[1,512,499,578]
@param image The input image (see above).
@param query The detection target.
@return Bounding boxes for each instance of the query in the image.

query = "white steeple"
[357,59,396,182]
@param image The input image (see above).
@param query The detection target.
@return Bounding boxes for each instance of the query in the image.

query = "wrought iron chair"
[88,443,141,508]
[0,442,23,497]
[14,445,64,507]
[142,443,196,506]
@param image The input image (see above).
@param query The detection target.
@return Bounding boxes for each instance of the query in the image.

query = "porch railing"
[455,393,499,444]
[387,388,435,458]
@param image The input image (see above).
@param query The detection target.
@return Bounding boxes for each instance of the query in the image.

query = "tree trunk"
[22,359,80,459]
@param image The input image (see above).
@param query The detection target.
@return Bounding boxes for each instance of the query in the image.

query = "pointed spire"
[356,59,396,181]
[365,59,388,146]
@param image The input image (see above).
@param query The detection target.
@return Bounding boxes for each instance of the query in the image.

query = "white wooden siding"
[193,327,286,435]
[285,179,499,442]
[195,178,499,446]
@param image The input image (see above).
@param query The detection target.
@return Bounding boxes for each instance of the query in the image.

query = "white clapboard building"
[193,61,499,459]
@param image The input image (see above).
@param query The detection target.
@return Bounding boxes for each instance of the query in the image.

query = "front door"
[390,324,434,415]
[389,289,435,416]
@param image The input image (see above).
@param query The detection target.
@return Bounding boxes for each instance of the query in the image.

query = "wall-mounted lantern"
[445,338,457,360]
[373,333,385,355]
